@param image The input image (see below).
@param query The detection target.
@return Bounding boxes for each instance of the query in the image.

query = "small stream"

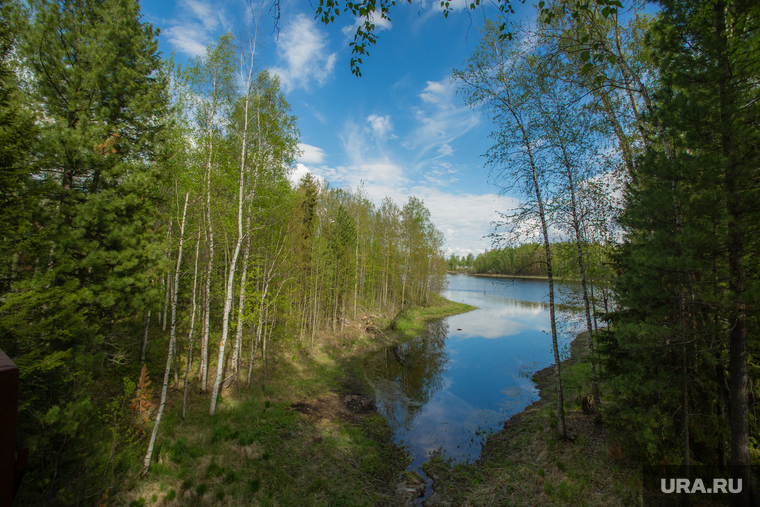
[361,273,582,502]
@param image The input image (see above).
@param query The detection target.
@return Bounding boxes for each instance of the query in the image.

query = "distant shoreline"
[447,271,550,281]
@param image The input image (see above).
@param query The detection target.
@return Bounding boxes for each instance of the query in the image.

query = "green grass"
[390,298,476,341]
[125,296,474,506]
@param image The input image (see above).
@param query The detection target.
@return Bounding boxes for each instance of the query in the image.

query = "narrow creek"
[361,273,582,504]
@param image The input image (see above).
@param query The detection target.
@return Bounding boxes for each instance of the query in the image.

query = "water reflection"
[361,274,581,472]
[363,320,450,429]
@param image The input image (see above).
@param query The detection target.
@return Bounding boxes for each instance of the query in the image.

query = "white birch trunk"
[183,225,202,420]
[162,220,172,332]
[209,34,259,414]
[200,103,216,393]
[231,211,252,377]
[143,193,189,473]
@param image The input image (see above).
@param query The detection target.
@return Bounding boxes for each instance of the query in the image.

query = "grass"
[118,297,474,506]
[386,296,476,342]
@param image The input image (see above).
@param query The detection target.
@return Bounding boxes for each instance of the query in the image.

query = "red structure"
[0,349,20,506]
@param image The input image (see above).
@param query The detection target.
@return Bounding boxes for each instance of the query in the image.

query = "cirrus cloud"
[271,14,337,92]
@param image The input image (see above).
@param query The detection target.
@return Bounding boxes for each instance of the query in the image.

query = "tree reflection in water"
[361,275,585,472]
[363,319,450,431]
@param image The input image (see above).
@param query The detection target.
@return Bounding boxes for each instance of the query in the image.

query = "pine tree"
[0,0,38,295]
[1,0,170,502]
[606,0,760,491]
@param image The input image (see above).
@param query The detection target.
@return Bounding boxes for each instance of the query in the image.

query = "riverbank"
[419,332,643,507]
[120,297,475,507]
[469,272,550,280]
[449,271,551,281]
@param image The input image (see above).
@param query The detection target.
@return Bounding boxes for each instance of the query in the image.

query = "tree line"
[453,0,759,497]
[0,1,447,504]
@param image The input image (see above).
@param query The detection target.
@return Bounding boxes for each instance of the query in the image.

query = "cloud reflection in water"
[361,274,580,472]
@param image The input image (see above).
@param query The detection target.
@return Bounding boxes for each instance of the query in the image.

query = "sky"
[139,0,540,257]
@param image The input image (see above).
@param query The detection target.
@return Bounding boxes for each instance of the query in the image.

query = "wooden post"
[0,349,19,506]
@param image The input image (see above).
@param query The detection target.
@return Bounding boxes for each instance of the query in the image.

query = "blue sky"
[140,0,539,256]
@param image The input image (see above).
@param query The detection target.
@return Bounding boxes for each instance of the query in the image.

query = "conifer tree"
[607,0,759,491]
[1,0,169,501]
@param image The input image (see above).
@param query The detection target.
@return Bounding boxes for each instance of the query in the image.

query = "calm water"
[361,273,581,472]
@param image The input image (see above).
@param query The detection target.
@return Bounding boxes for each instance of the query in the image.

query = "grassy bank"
[119,298,474,507]
[421,332,643,507]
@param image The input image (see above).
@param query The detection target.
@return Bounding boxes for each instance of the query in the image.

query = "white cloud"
[340,14,392,38]
[423,165,458,186]
[288,163,326,187]
[163,24,209,57]
[406,79,481,170]
[419,80,448,105]
[437,143,454,156]
[297,143,326,164]
[161,0,232,57]
[271,14,337,92]
[366,114,394,140]
[413,0,472,24]
[298,155,516,257]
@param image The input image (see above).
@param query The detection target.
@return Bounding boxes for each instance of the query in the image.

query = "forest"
[446,0,760,501]
[0,1,448,504]
[1,0,759,505]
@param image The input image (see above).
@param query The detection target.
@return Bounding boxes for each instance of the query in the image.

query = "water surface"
[361,273,581,472]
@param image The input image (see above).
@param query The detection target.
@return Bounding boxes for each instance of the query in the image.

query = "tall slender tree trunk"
[163,220,172,332]
[201,119,215,393]
[140,309,150,364]
[249,272,270,387]
[496,80,566,437]
[143,193,189,473]
[158,277,164,330]
[209,80,252,414]
[354,216,359,320]
[715,5,751,504]
[559,146,600,408]
[532,170,566,439]
[183,225,202,420]
[231,211,252,380]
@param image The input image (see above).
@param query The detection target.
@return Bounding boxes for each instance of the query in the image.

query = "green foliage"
[604,0,760,466]
[1,0,169,503]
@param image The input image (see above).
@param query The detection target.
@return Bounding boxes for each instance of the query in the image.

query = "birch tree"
[143,193,189,473]
[182,34,237,392]
[534,68,602,408]
[209,23,261,416]
[455,20,567,438]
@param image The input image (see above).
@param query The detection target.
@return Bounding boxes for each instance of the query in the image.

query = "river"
[361,273,583,475]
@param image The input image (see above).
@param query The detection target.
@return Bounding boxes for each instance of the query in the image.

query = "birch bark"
[143,193,189,473]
